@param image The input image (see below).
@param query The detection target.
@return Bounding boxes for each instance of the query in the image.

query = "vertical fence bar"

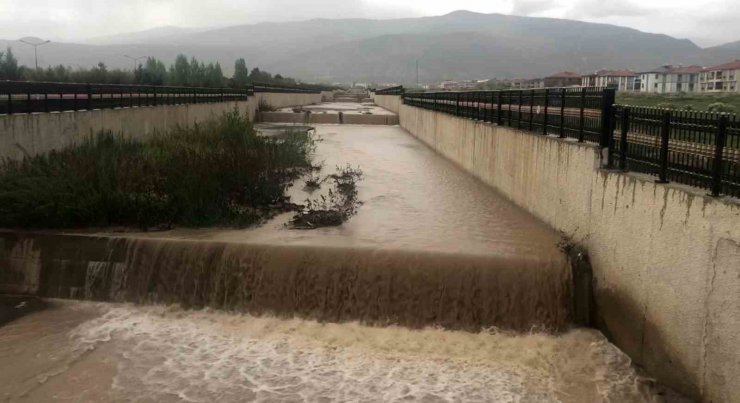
[542,89,549,135]
[559,88,566,138]
[153,87,158,106]
[710,115,728,196]
[619,107,630,170]
[517,90,523,129]
[6,92,12,115]
[86,84,92,110]
[43,92,49,113]
[600,88,615,147]
[529,89,534,131]
[578,88,586,142]
[26,90,32,114]
[455,92,460,116]
[496,91,502,125]
[657,111,671,183]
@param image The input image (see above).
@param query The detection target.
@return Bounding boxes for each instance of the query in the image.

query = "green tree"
[0,47,20,80]
[233,58,250,86]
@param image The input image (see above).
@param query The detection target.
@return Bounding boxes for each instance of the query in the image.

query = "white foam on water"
[65,304,661,403]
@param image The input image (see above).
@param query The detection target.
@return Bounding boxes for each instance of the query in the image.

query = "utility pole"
[123,55,147,72]
[416,59,419,87]
[19,38,51,70]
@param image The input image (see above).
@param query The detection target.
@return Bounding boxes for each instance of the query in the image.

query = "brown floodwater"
[0,123,683,401]
[0,301,669,403]
[133,124,563,262]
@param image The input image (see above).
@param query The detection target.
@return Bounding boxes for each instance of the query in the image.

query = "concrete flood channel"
[0,104,680,401]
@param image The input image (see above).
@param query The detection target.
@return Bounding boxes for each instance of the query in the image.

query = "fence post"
[496,91,502,125]
[529,89,534,130]
[619,107,630,171]
[518,90,523,129]
[657,111,671,183]
[559,88,566,138]
[599,88,615,147]
[86,84,92,110]
[153,87,158,106]
[578,87,586,142]
[6,93,12,115]
[710,115,728,196]
[455,92,460,116]
[26,90,31,114]
[542,89,549,135]
[44,93,49,113]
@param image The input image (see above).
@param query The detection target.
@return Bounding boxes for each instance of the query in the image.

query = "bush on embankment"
[0,110,316,229]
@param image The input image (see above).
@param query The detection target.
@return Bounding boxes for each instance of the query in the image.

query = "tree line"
[0,47,310,88]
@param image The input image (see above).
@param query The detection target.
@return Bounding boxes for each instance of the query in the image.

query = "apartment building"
[639,65,703,93]
[699,60,740,92]
[581,69,638,91]
[511,78,544,90]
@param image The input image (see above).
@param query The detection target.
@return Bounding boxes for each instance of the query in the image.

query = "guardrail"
[612,106,739,198]
[252,82,322,94]
[0,81,251,115]
[0,81,321,115]
[374,86,405,96]
[403,87,614,145]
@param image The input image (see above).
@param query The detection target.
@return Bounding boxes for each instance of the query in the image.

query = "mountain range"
[1,10,738,84]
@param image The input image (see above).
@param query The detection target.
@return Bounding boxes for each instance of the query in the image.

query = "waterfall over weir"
[51,237,570,332]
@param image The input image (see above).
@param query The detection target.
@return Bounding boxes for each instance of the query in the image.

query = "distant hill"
[2,10,739,83]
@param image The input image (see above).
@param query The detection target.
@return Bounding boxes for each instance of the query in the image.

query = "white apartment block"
[581,70,638,91]
[639,65,703,94]
[699,60,740,92]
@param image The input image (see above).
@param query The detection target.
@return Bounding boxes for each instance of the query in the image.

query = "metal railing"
[0,81,321,115]
[252,82,321,94]
[612,106,740,198]
[374,85,405,96]
[403,87,615,144]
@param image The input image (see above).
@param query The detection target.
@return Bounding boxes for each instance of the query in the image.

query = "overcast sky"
[0,0,736,47]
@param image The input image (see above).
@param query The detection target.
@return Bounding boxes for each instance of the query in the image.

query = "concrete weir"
[376,95,740,402]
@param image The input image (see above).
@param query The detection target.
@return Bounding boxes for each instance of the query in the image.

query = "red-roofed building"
[639,65,704,93]
[544,71,581,87]
[581,69,639,91]
[699,60,740,92]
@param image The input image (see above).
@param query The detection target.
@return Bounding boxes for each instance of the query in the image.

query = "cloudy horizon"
[0,0,737,47]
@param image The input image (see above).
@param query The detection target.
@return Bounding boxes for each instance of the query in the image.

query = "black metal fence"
[0,80,320,115]
[252,82,322,94]
[374,85,404,96]
[612,106,740,198]
[403,87,614,144]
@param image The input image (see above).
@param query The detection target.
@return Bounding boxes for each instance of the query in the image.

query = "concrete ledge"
[0,230,572,332]
[397,104,740,402]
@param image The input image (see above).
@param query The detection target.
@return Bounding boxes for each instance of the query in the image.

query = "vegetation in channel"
[289,165,364,229]
[0,110,319,230]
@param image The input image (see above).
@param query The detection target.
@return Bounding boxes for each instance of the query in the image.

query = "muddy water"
[0,301,667,403]
[75,125,573,331]
[146,124,563,260]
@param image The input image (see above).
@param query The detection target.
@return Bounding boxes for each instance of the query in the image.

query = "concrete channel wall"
[372,94,402,114]
[0,92,322,160]
[396,101,740,403]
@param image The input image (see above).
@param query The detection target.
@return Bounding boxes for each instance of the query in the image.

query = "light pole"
[19,39,51,70]
[123,55,147,72]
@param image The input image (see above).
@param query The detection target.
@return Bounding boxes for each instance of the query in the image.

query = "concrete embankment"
[372,94,402,114]
[391,98,740,402]
[0,92,322,160]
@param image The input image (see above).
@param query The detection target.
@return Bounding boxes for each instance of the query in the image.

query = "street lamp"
[19,38,51,70]
[123,55,148,72]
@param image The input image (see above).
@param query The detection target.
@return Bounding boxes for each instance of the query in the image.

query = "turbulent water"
[0,301,665,403]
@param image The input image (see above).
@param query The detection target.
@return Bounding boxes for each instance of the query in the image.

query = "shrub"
[0,110,316,229]
[707,102,736,113]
